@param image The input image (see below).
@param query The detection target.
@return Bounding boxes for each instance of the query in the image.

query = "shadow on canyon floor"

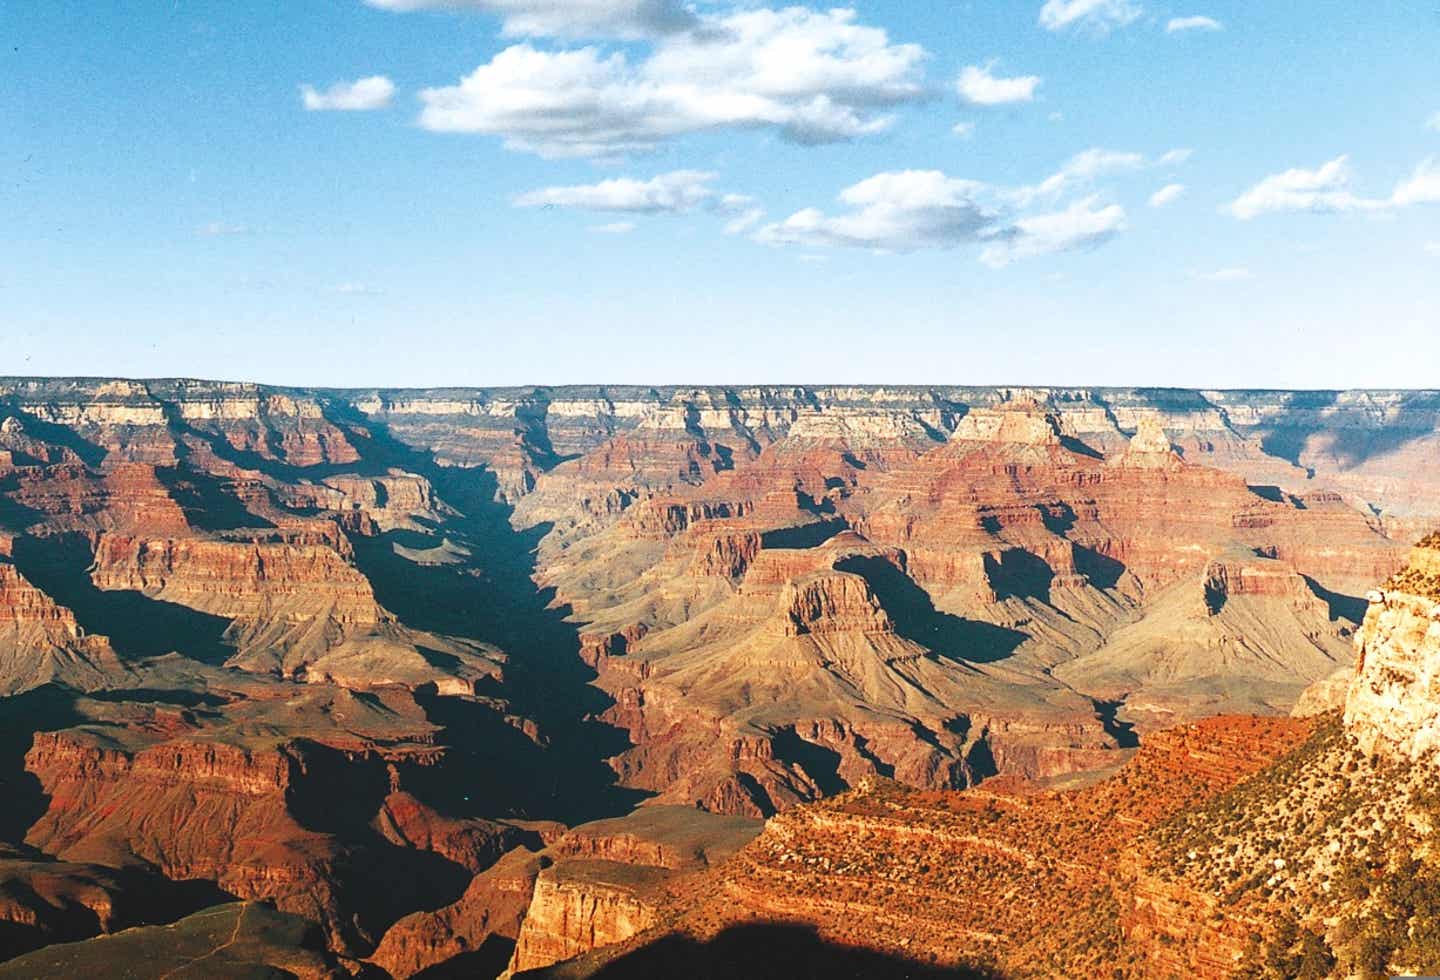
[539,923,1001,979]
[0,686,84,844]
[317,400,646,826]
[1301,575,1368,625]
[836,555,1027,664]
[9,534,234,666]
[412,935,516,979]
[1255,390,1440,473]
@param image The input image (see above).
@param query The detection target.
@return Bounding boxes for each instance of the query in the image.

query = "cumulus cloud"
[363,0,697,39]
[1166,15,1222,32]
[956,63,1041,106]
[1012,146,1187,205]
[1428,112,1440,132]
[514,170,760,237]
[514,170,726,213]
[755,171,998,252]
[752,169,1126,266]
[1227,155,1440,218]
[1148,183,1185,207]
[300,75,396,111]
[952,121,976,138]
[1039,0,1143,33]
[1227,156,1382,219]
[1391,158,1440,207]
[979,197,1126,267]
[417,7,926,158]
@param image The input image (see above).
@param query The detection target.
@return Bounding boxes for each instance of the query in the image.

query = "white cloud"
[300,75,396,111]
[515,170,760,235]
[515,170,726,213]
[1196,267,1252,281]
[1227,155,1382,219]
[1166,15,1222,33]
[1013,146,1186,205]
[752,169,1126,266]
[755,171,997,252]
[417,8,926,158]
[1148,183,1185,207]
[1391,158,1440,207]
[1227,155,1440,218]
[363,0,697,39]
[723,208,766,235]
[951,121,976,138]
[980,196,1126,267]
[956,63,1041,106]
[1039,0,1143,33]
[1428,112,1440,132]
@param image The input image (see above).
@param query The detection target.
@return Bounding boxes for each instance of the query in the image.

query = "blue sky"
[4,1,1438,388]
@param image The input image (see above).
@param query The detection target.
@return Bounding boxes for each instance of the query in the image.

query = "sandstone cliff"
[1344,532,1440,761]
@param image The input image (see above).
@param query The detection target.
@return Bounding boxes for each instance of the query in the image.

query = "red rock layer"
[89,533,382,626]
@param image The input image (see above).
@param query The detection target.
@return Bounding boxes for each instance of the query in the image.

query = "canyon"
[1,378,1438,976]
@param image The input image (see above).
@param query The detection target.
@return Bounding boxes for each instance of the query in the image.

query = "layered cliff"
[2,377,1439,975]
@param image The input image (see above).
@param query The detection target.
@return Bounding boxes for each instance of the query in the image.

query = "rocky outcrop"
[1290,665,1353,717]
[506,862,665,974]
[777,572,892,637]
[369,847,544,978]
[505,807,759,975]
[373,791,530,874]
[370,808,757,978]
[543,716,1312,979]
[1344,533,1440,761]
[1200,555,1318,613]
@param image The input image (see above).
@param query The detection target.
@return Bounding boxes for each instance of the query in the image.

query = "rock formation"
[1344,533,1440,760]
[1,377,1439,975]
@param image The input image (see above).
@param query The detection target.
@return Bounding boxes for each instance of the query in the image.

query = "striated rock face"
[1344,533,1440,761]
[777,571,892,636]
[89,533,382,626]
[505,807,759,976]
[507,862,664,974]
